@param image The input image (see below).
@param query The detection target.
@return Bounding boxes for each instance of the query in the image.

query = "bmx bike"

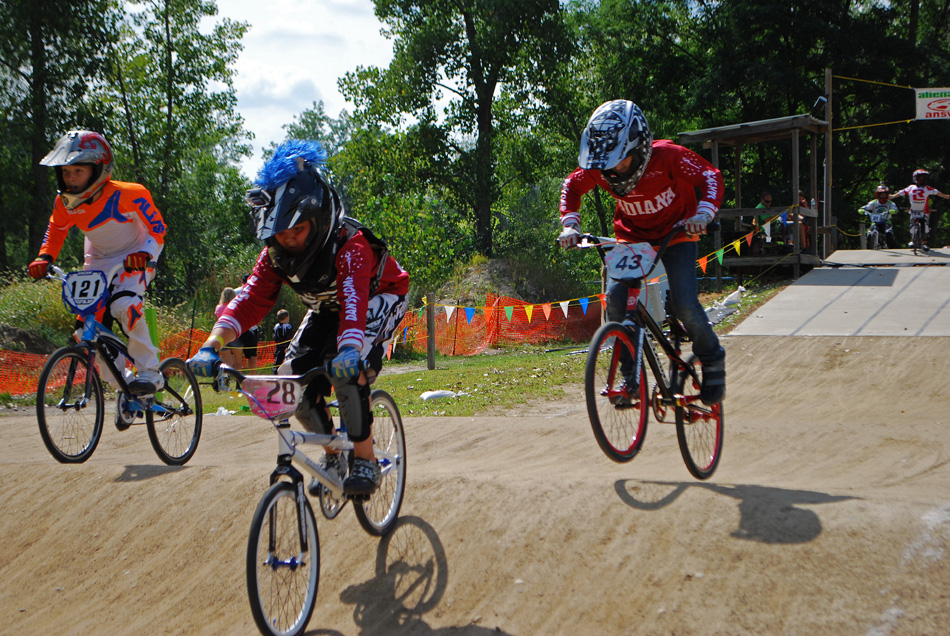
[36,264,202,465]
[212,363,406,636]
[864,211,892,250]
[909,212,928,255]
[577,226,724,480]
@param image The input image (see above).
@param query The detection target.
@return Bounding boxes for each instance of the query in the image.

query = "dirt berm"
[2,334,949,635]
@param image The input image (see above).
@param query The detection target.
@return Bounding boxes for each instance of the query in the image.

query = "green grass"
[194,278,788,419]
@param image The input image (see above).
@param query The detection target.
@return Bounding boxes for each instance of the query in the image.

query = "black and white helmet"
[247,140,343,246]
[578,100,653,197]
[40,130,114,209]
[247,140,345,282]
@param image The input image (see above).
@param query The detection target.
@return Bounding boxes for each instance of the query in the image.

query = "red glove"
[124,251,151,271]
[29,257,52,279]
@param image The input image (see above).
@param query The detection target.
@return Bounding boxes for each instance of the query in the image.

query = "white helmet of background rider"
[578,100,653,197]
[40,130,114,210]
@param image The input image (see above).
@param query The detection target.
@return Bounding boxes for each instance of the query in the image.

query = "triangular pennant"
[503,306,514,321]
[579,297,590,315]
[403,326,408,342]
[559,301,570,318]
[485,306,494,324]
[745,232,753,246]
[445,305,456,322]
[542,303,552,320]
[598,293,606,309]
[732,239,741,255]
[715,248,724,265]
[464,307,476,324]
[525,305,534,322]
[699,256,708,273]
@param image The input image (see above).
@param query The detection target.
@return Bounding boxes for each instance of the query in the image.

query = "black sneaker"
[344,458,381,497]
[700,359,725,406]
[128,378,157,394]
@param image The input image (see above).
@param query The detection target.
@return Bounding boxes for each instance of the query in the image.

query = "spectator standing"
[272,309,294,372]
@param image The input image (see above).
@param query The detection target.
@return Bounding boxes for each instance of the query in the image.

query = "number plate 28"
[242,377,304,420]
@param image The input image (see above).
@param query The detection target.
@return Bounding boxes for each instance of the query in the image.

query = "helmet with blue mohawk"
[246,140,345,282]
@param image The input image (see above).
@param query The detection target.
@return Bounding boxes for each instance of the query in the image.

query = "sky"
[210,0,394,179]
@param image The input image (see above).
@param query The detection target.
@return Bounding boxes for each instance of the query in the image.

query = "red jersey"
[39,180,166,261]
[560,140,723,244]
[217,231,409,352]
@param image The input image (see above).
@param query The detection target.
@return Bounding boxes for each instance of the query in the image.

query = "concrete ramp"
[730,247,950,336]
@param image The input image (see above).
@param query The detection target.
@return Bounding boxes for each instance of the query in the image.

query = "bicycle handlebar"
[213,362,337,393]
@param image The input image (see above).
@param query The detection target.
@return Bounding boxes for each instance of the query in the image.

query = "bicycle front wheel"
[910,222,922,253]
[247,481,320,636]
[36,347,104,463]
[675,354,724,480]
[146,357,203,465]
[584,322,649,463]
[353,389,407,536]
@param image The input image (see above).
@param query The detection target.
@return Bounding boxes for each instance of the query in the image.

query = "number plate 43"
[605,242,657,283]
[62,270,110,317]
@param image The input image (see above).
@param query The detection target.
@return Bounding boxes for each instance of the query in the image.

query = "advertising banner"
[915,88,950,119]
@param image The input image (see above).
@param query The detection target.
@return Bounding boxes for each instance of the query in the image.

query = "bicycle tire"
[146,357,203,465]
[910,221,922,255]
[247,481,320,636]
[584,322,649,463]
[36,347,104,463]
[675,354,724,480]
[353,389,407,536]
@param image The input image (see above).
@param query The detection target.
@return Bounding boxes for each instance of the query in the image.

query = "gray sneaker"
[308,452,347,496]
[344,457,381,497]
[115,393,135,431]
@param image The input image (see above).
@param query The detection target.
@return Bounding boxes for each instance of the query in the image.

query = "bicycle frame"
[48,265,154,411]
[579,229,706,418]
[215,365,396,500]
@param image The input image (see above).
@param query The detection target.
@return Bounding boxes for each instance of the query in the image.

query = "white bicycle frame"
[217,366,397,499]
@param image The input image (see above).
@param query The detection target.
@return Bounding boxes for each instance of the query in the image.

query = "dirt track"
[2,335,950,635]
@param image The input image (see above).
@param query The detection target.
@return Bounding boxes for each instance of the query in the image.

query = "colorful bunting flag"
[504,306,513,321]
[525,305,534,322]
[445,305,455,322]
[464,307,476,324]
[542,303,552,320]
[579,297,589,315]
[559,300,570,318]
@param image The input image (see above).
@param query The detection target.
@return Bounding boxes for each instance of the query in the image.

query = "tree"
[341,0,568,255]
[0,0,115,261]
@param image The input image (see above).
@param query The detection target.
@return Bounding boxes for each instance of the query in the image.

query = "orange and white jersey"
[39,180,166,262]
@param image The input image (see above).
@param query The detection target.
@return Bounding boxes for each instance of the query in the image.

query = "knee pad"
[294,394,332,434]
[331,377,373,442]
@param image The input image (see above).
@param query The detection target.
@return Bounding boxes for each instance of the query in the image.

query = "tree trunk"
[27,10,51,257]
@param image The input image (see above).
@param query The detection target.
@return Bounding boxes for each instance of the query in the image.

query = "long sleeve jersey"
[216,231,410,352]
[894,184,943,214]
[560,140,724,244]
[39,180,166,262]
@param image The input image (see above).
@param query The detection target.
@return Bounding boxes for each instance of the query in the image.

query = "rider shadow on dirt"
[115,464,186,482]
[308,515,514,636]
[615,480,856,544]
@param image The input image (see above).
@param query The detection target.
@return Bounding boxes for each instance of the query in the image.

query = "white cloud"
[211,0,393,177]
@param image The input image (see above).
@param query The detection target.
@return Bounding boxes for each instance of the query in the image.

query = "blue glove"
[187,346,221,378]
[331,347,361,379]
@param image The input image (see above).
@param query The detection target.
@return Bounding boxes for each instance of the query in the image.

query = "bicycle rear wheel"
[584,322,648,463]
[247,481,320,636]
[910,221,922,254]
[36,347,104,463]
[353,389,406,536]
[146,357,202,465]
[675,354,724,480]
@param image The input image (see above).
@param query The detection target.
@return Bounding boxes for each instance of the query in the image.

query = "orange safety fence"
[1,294,606,396]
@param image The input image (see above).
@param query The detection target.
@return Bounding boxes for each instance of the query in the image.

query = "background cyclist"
[890,169,950,251]
[859,184,898,248]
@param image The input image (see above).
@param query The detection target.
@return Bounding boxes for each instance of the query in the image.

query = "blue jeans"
[605,240,723,364]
